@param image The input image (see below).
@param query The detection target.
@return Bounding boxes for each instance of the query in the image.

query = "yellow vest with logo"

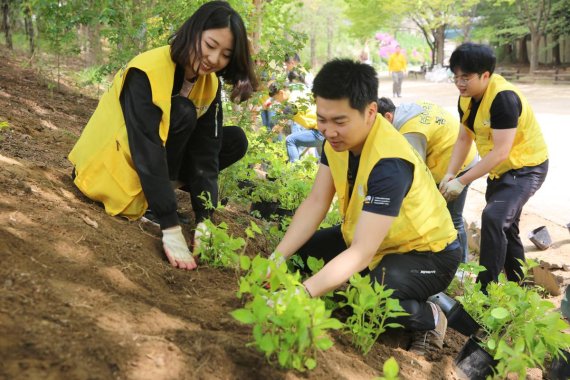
[326,116,457,269]
[459,74,547,179]
[399,101,477,183]
[68,45,219,219]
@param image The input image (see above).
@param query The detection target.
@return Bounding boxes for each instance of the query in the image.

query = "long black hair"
[169,1,258,103]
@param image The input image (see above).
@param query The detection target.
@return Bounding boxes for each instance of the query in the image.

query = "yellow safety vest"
[326,116,457,269]
[399,101,477,183]
[388,53,407,72]
[68,45,218,219]
[288,87,318,130]
[459,74,547,179]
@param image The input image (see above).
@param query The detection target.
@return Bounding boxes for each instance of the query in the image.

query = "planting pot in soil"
[237,180,255,195]
[454,336,498,380]
[549,349,570,380]
[250,200,279,220]
[428,292,481,336]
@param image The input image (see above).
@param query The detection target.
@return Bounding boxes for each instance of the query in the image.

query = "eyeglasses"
[452,74,480,85]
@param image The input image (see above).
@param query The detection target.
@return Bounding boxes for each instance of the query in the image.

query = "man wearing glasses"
[439,43,548,291]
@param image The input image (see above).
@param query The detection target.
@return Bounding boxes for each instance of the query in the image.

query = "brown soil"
[1,47,473,380]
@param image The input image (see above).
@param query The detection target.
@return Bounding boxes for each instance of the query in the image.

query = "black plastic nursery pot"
[237,180,255,196]
[549,349,570,380]
[250,200,279,220]
[528,225,552,250]
[428,292,481,337]
[454,336,498,380]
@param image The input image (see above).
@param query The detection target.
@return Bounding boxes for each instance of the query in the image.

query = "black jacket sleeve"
[181,83,223,223]
[119,68,179,229]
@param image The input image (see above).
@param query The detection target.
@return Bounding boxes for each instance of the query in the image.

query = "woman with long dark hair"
[69,1,258,270]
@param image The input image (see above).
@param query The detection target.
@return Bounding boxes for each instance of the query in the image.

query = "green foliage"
[375,357,400,380]
[195,219,245,269]
[0,120,9,131]
[457,260,570,379]
[337,273,407,355]
[232,255,343,371]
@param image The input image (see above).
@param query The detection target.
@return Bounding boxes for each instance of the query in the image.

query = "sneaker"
[408,302,447,356]
[141,209,190,227]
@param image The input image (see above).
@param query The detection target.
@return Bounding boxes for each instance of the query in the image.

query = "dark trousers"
[166,97,248,221]
[296,226,462,331]
[477,160,548,289]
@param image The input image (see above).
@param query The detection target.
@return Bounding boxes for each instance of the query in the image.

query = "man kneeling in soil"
[272,59,462,355]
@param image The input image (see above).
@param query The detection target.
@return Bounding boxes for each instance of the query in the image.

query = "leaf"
[315,337,334,350]
[305,358,317,370]
[491,307,509,320]
[383,357,399,378]
[231,309,254,324]
[259,334,275,353]
[487,337,496,351]
[240,255,251,270]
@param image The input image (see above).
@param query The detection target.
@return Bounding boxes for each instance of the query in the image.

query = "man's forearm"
[303,247,371,297]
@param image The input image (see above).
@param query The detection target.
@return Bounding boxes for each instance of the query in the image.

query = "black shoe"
[141,209,190,227]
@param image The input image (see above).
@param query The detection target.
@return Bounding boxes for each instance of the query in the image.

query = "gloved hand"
[441,178,466,202]
[265,251,287,281]
[162,226,197,270]
[192,222,211,253]
[438,173,456,193]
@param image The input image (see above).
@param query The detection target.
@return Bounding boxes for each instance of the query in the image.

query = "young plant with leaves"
[457,260,570,379]
[337,273,407,355]
[195,220,261,270]
[375,357,400,380]
[232,255,343,371]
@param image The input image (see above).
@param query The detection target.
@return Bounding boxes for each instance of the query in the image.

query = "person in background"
[272,59,461,356]
[267,74,323,162]
[68,1,258,270]
[284,52,314,88]
[388,45,407,98]
[377,97,479,262]
[440,43,548,291]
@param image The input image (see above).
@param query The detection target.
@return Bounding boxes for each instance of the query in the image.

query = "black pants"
[296,226,462,331]
[477,160,548,290]
[166,96,248,221]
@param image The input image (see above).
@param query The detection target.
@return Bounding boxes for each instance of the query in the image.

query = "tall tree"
[547,0,570,65]
[2,0,12,49]
[516,0,552,72]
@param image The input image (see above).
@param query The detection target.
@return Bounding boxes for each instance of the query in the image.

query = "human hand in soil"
[162,226,197,270]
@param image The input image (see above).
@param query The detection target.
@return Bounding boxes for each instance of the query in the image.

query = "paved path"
[379,76,570,256]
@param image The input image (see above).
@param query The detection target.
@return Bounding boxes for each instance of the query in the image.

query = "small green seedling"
[375,357,400,380]
[337,273,407,354]
[232,255,343,371]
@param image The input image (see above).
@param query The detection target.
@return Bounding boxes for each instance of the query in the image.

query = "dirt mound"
[0,48,466,380]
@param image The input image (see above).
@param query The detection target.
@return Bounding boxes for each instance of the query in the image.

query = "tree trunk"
[2,0,12,50]
[529,31,540,72]
[87,23,102,66]
[515,36,530,65]
[251,0,263,54]
[552,34,561,66]
[309,30,316,69]
[326,15,333,61]
[435,25,445,66]
[24,4,35,55]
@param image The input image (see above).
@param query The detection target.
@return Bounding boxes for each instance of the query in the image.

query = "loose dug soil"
[1,47,472,380]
